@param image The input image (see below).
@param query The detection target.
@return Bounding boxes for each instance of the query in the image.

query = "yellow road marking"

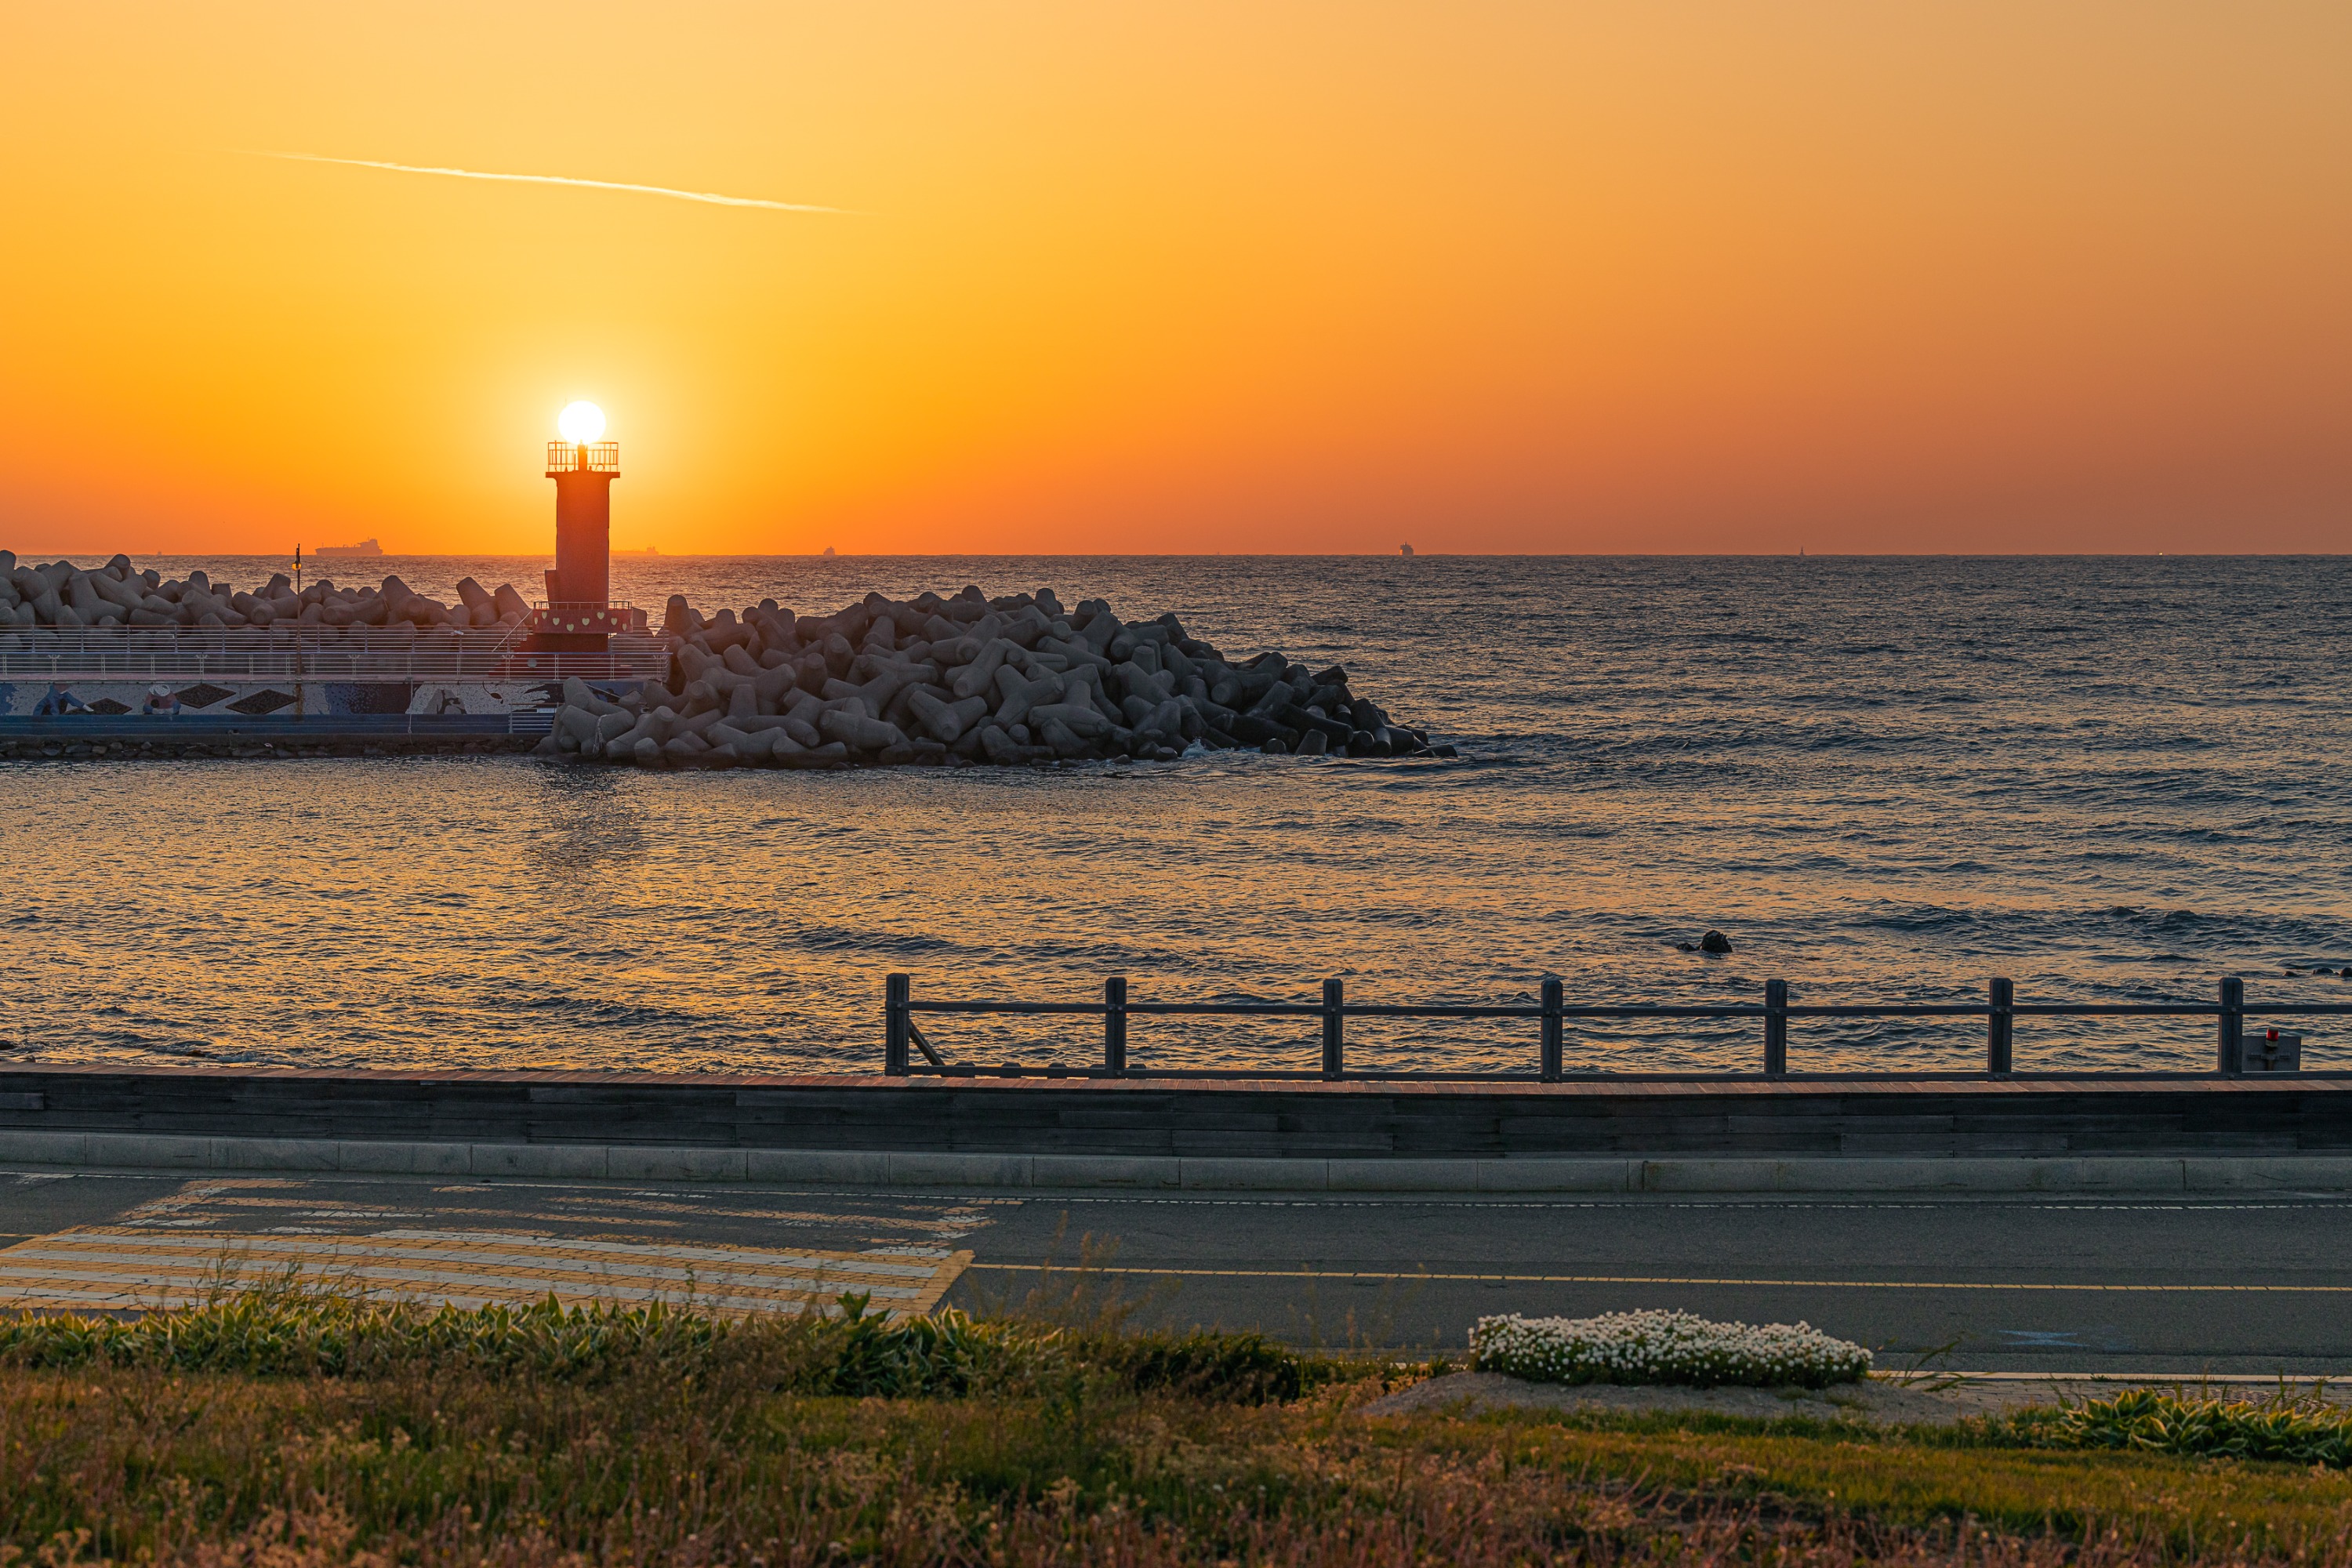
[961,1263,2352,1293]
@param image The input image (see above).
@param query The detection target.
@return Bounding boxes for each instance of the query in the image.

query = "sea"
[5,554,2347,1078]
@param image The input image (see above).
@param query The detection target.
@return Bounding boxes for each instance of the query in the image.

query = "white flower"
[1468,1308,1870,1388]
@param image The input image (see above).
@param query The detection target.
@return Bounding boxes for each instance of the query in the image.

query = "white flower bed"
[1470,1309,1871,1388]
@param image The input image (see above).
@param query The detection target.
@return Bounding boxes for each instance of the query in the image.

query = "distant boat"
[1401,543,1415,557]
[822,546,837,557]
[315,539,383,557]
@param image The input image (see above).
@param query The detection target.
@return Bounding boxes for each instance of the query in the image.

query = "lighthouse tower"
[530,402,622,652]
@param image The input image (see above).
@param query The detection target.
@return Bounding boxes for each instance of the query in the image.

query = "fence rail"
[882,973,2352,1081]
[0,626,669,684]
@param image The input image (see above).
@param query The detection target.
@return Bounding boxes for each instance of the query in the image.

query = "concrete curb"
[6,1131,2352,1193]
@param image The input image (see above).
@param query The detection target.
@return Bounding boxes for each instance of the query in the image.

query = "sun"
[557,401,607,444]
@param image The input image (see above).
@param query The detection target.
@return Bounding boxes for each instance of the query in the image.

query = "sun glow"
[557,401,606,444]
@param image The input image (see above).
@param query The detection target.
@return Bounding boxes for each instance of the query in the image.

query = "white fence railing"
[0,628,670,684]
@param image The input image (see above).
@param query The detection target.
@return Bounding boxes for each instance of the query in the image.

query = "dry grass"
[4,1287,2351,1565]
[3,1363,2351,1565]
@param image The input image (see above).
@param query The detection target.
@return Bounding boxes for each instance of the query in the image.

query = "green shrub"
[2009,1390,2352,1466]
[1088,1327,1306,1403]
[822,1290,1044,1396]
[0,1286,1321,1405]
[0,1289,737,1381]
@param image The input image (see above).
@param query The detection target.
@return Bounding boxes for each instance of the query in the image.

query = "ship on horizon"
[314,539,383,557]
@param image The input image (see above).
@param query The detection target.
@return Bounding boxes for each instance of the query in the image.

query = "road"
[4,1167,2348,1373]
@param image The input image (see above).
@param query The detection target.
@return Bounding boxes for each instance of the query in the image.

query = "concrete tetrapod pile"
[541,585,1453,768]
[0,550,535,633]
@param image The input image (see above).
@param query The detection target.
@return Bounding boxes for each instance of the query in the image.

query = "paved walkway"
[5,1168,2350,1372]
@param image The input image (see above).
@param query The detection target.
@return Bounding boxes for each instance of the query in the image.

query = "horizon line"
[13,550,2344,561]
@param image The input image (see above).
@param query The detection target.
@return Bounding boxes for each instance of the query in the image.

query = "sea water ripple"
[2,554,2347,1076]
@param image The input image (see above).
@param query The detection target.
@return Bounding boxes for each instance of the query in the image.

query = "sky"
[2,2,2347,557]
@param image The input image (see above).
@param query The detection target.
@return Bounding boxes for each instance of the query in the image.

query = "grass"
[3,1282,2351,1564]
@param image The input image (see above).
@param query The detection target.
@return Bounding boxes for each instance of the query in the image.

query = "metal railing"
[0,625,668,684]
[882,972,2352,1081]
[546,441,620,474]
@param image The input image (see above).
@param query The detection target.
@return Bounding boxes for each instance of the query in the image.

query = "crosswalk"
[0,1177,983,1317]
[0,1226,972,1316]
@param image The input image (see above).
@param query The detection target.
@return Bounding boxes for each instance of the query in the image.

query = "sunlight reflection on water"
[6,554,2349,1076]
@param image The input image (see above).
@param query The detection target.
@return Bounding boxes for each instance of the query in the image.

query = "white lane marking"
[0,1251,927,1300]
[0,1260,923,1304]
[374,1229,940,1276]
[9,1229,938,1279]
[962,1262,2352,1292]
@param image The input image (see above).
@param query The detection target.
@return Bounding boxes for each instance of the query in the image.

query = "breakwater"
[1,550,536,632]
[544,585,1448,767]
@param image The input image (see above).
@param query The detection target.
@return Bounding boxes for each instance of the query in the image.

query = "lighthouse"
[531,401,622,652]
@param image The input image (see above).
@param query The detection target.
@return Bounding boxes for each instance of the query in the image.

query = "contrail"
[244,151,858,214]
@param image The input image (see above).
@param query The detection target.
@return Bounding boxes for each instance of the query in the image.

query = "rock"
[952,638,1016,699]
[1029,700,1109,739]
[1037,717,1092,758]
[906,688,964,743]
[820,710,906,753]
[1275,702,1352,746]
[557,706,601,747]
[1700,931,1733,954]
[994,668,1063,728]
[1138,698,1187,741]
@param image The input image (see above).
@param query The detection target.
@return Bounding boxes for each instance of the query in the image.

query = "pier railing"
[882,973,2352,1081]
[0,626,669,684]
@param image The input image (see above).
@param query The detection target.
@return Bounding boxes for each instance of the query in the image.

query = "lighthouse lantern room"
[528,401,626,652]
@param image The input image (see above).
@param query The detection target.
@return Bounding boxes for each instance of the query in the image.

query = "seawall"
[4,1067,2350,1192]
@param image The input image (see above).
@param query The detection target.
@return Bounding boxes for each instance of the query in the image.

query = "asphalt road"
[5,1168,2349,1372]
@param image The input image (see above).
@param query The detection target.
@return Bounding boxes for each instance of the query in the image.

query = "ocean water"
[5,554,2349,1078]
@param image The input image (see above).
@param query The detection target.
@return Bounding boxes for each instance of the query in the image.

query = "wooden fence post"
[884,972,910,1076]
[1541,977,1563,1082]
[1322,978,1345,1080]
[1764,979,1788,1077]
[1105,976,1127,1076]
[2218,975,2244,1076]
[1987,976,2014,1076]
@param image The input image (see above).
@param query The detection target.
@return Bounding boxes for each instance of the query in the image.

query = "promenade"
[5,1165,2350,1374]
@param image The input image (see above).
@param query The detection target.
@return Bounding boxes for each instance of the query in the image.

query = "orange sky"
[2,2,2347,555]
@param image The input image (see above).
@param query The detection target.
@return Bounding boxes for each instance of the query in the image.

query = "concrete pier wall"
[4,1066,2350,1159]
